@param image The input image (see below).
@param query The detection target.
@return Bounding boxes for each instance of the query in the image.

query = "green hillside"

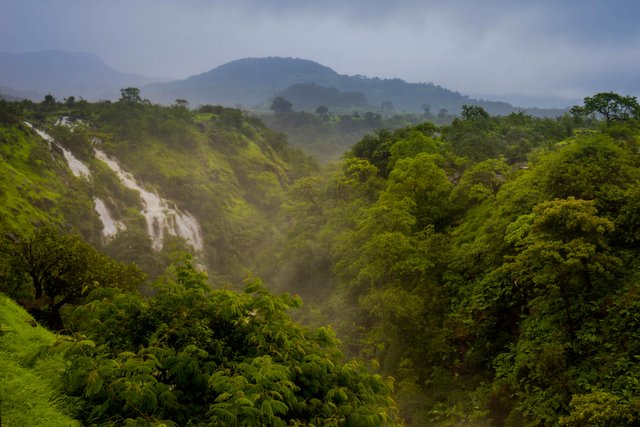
[0,293,78,426]
[0,96,316,282]
[0,95,398,426]
[2,92,640,426]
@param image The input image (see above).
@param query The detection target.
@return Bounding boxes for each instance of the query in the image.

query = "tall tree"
[270,96,293,113]
[572,92,640,124]
[491,198,622,424]
[119,87,143,104]
[4,227,145,330]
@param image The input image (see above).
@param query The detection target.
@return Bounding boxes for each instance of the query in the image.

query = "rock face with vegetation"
[2,92,640,426]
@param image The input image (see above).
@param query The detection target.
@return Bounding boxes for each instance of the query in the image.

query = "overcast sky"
[1,0,638,105]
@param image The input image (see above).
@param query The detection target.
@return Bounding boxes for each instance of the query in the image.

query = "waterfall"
[25,121,126,239]
[24,121,203,251]
[55,116,83,129]
[93,198,125,238]
[24,122,91,179]
[94,148,204,252]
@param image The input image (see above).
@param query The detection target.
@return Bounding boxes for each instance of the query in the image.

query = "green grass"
[0,124,79,233]
[0,294,80,426]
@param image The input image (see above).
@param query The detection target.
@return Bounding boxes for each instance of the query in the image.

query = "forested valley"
[2,91,640,426]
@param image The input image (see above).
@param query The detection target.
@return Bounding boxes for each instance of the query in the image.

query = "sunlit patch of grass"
[0,294,79,426]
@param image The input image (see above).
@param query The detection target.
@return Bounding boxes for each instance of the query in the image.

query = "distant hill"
[0,50,164,100]
[143,57,565,116]
[0,52,566,116]
[144,57,341,107]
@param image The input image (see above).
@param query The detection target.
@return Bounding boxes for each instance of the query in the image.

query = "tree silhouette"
[270,96,293,113]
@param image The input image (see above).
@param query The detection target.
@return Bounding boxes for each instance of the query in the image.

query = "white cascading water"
[24,122,90,179]
[24,121,125,240]
[93,198,125,238]
[55,116,83,128]
[94,148,204,252]
[24,121,202,250]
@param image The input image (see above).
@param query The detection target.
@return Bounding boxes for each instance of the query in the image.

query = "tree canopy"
[572,92,640,124]
[2,227,145,330]
[62,259,399,426]
[119,87,144,104]
[271,96,293,113]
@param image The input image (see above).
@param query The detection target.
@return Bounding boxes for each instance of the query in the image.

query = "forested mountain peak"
[192,57,340,84]
[143,56,564,116]
[1,50,566,116]
[143,56,344,108]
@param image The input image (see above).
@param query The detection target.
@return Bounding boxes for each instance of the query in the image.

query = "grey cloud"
[0,0,638,99]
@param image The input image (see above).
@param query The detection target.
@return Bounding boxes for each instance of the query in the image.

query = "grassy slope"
[0,107,309,424]
[96,110,294,281]
[0,122,100,240]
[0,294,79,426]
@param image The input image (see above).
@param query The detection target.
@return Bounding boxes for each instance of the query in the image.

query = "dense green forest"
[1,91,640,426]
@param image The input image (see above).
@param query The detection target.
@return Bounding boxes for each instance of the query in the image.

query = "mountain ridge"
[143,56,566,116]
[143,56,343,108]
[0,50,165,100]
[0,51,567,115]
